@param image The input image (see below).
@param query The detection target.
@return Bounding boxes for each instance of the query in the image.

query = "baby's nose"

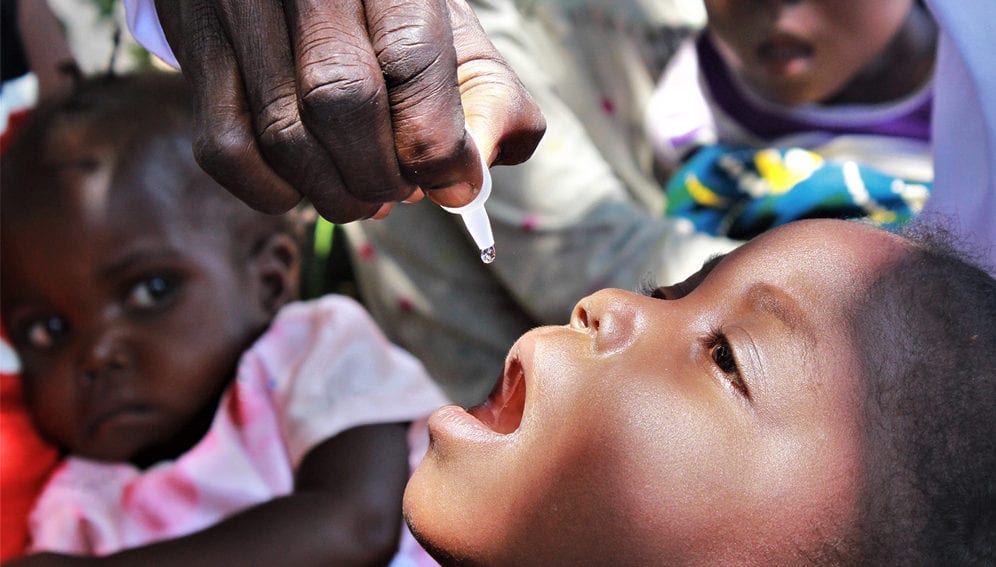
[570,289,639,354]
[79,328,131,386]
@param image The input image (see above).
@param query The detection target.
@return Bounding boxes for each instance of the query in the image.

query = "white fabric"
[921,0,996,270]
[123,0,178,68]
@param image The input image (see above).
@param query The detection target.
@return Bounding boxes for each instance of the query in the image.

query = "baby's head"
[403,219,995,565]
[704,0,935,105]
[1,72,301,467]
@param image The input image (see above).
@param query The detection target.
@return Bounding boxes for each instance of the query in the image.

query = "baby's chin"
[402,517,467,567]
[402,475,492,567]
[745,72,826,106]
[403,386,527,565]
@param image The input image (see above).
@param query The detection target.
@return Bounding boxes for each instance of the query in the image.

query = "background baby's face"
[1,149,270,465]
[404,220,909,565]
[704,0,914,104]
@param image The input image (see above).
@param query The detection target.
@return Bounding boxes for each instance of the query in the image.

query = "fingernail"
[370,203,393,220]
[428,182,478,209]
[403,188,426,204]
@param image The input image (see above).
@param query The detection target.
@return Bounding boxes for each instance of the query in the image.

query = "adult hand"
[154,0,545,222]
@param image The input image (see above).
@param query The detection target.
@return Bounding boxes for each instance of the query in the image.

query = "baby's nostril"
[592,318,599,331]
[577,306,589,328]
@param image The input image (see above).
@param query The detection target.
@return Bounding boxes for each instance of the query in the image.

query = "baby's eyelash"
[637,274,660,297]
[638,276,674,300]
[704,329,750,398]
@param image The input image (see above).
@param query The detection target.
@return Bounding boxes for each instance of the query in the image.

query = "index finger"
[284,0,417,205]
[366,0,482,206]
[213,0,383,222]
[156,0,304,214]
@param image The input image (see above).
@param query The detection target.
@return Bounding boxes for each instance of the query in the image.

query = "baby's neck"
[828,5,937,105]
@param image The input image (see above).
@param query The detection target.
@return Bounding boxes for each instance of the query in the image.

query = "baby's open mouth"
[467,356,526,434]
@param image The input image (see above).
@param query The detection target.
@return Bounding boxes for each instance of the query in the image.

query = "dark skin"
[2,130,413,566]
[704,0,936,106]
[154,0,546,222]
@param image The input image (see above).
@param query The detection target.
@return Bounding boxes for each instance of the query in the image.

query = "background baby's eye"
[650,287,670,300]
[126,276,178,309]
[639,282,683,300]
[25,316,68,349]
[660,282,693,300]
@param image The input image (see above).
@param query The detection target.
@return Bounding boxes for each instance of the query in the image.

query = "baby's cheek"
[748,413,864,551]
[23,375,76,447]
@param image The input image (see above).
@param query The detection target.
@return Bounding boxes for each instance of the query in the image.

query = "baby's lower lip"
[87,405,155,436]
[426,404,502,447]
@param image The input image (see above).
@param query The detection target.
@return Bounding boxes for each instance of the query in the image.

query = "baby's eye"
[711,340,737,374]
[641,253,726,300]
[708,333,749,397]
[649,286,678,300]
[638,281,684,301]
[125,275,178,309]
[25,316,69,350]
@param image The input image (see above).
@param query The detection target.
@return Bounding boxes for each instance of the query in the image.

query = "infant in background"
[649,0,937,239]
[1,72,447,566]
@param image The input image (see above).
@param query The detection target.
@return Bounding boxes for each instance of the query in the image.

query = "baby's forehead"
[695,221,912,342]
[742,220,909,276]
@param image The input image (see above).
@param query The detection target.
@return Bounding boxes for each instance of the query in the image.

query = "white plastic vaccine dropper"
[439,129,496,264]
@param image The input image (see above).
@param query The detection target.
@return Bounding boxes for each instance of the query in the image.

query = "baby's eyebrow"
[744,283,814,342]
[97,247,184,282]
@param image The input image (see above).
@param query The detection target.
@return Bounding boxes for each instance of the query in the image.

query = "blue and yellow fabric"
[665,144,931,240]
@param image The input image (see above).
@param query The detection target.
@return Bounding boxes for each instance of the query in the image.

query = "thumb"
[425,122,488,209]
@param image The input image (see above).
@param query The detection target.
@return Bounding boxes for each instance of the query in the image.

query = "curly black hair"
[847,223,995,566]
[1,71,303,261]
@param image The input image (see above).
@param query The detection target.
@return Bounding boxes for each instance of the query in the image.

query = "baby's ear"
[249,232,300,316]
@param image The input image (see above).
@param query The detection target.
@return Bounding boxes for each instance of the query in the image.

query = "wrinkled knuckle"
[375,18,450,85]
[382,44,444,87]
[193,127,246,177]
[255,116,303,159]
[299,66,382,122]
[242,90,299,153]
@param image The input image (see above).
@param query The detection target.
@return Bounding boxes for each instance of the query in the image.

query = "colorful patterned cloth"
[666,144,932,239]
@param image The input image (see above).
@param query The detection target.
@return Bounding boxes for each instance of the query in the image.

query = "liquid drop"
[480,246,496,264]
